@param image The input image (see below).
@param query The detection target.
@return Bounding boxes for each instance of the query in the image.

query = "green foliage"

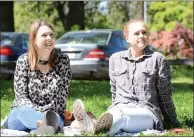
[85,1,142,30]
[70,25,80,31]
[14,1,193,40]
[106,1,129,29]
[85,11,110,29]
[148,1,193,32]
[84,1,110,29]
[14,1,64,39]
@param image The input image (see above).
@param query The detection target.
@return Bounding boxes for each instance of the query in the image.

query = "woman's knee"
[5,106,43,130]
[106,107,124,126]
[105,107,124,136]
[5,107,30,130]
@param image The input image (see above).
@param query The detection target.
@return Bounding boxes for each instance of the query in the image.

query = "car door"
[11,35,28,58]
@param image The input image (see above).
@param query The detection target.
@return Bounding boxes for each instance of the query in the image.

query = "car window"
[22,35,29,50]
[0,34,16,45]
[57,32,110,45]
[109,33,123,47]
[115,32,128,49]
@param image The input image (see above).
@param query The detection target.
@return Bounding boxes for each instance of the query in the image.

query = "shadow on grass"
[0,79,14,101]
[163,116,194,130]
[172,83,193,93]
[171,65,193,80]
[1,80,193,103]
[0,79,111,100]
[182,115,194,128]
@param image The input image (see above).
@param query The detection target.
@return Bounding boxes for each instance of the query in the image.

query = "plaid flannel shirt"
[109,46,179,130]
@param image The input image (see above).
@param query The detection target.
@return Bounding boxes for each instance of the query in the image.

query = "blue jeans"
[4,106,64,132]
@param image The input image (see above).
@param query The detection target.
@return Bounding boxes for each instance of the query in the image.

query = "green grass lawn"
[0,65,193,136]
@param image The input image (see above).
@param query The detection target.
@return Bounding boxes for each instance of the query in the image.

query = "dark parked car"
[55,29,128,79]
[0,32,29,79]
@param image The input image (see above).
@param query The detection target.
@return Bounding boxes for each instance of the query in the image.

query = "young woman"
[72,18,180,136]
[4,20,72,135]
[96,18,181,136]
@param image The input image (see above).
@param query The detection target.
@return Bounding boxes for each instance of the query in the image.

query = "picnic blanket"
[1,129,29,136]
[1,127,168,136]
[115,129,168,136]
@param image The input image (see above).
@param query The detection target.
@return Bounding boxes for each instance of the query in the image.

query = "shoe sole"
[45,111,59,131]
[73,99,88,133]
[94,113,113,134]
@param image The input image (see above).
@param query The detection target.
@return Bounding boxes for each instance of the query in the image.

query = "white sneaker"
[72,99,95,133]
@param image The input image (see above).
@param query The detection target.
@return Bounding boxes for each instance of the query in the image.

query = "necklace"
[38,60,48,65]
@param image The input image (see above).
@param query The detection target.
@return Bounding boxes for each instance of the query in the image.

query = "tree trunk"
[54,1,84,31]
[66,1,84,30]
[0,1,14,32]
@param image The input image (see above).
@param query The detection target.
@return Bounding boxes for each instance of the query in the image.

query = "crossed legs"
[72,100,155,136]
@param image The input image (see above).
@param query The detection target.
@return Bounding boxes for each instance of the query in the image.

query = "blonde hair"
[123,18,148,40]
[28,20,56,70]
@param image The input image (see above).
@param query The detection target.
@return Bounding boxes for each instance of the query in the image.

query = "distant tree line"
[0,1,192,39]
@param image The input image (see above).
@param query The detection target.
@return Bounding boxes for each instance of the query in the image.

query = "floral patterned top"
[11,53,72,118]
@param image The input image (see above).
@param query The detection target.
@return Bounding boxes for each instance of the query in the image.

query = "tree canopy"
[14,1,63,38]
[14,1,143,38]
[147,1,193,32]
[14,1,84,38]
[13,1,193,39]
